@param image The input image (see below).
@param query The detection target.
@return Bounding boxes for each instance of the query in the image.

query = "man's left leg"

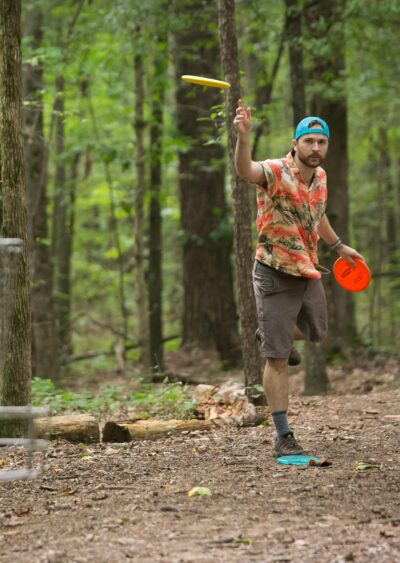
[256,326,303,366]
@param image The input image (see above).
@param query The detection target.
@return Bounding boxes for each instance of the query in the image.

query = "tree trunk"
[286,0,328,394]
[305,0,357,355]
[148,39,167,378]
[217,0,262,391]
[303,341,329,395]
[0,0,32,435]
[378,128,398,344]
[134,49,151,371]
[52,74,73,360]
[103,418,211,443]
[22,6,60,380]
[174,0,241,368]
[35,413,100,443]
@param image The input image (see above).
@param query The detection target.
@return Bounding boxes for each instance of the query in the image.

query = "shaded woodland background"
[1,0,399,407]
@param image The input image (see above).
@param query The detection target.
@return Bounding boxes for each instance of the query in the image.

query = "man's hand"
[337,244,364,268]
[233,98,251,136]
[234,99,264,183]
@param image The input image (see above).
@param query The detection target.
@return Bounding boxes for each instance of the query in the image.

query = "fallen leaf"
[188,486,212,497]
[309,459,332,467]
[0,458,12,468]
[355,462,380,471]
[235,537,254,545]
[57,487,76,495]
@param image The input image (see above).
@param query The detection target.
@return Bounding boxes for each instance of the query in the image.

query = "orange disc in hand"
[333,257,371,292]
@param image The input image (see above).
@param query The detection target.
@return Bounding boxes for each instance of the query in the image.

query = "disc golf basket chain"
[0,239,49,481]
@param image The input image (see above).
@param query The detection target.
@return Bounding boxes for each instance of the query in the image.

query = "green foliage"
[20,0,400,372]
[129,381,197,420]
[31,377,197,420]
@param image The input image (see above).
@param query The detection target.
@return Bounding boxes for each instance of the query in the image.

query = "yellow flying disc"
[181,75,231,89]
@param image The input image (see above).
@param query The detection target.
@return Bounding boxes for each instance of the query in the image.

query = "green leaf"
[188,486,212,497]
[355,462,380,471]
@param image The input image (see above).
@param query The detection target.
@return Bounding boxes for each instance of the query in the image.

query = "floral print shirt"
[255,152,327,279]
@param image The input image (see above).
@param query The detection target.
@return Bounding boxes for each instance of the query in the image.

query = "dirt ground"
[0,355,399,563]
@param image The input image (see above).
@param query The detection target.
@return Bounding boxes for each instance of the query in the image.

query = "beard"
[297,150,325,168]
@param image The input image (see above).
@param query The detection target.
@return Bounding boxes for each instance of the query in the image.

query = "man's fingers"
[342,248,365,268]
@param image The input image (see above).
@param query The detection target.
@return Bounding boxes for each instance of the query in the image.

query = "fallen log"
[35,414,100,443]
[102,418,212,442]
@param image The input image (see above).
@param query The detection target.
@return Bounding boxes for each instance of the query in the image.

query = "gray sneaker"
[274,432,306,457]
[255,329,301,366]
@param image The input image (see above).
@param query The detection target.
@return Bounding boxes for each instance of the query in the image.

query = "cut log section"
[102,418,212,442]
[35,414,100,443]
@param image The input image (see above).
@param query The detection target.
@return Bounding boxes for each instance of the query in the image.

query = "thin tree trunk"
[49,2,84,366]
[0,0,31,435]
[52,74,73,360]
[303,342,329,394]
[22,6,60,379]
[148,39,167,378]
[217,0,262,392]
[378,129,398,344]
[134,48,151,371]
[175,0,241,367]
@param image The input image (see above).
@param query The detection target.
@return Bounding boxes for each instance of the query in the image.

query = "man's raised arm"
[234,99,265,185]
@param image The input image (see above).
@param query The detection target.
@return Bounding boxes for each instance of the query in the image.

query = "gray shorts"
[253,261,328,358]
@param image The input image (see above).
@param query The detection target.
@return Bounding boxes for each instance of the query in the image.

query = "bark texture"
[52,74,74,360]
[218,0,261,389]
[0,1,32,425]
[103,418,211,443]
[148,40,167,377]
[134,49,151,370]
[35,414,100,443]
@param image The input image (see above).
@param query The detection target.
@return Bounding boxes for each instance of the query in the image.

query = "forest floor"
[0,353,399,563]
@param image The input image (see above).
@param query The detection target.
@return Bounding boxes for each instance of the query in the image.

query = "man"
[234,99,363,457]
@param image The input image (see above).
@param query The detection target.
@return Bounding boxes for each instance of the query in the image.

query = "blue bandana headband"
[294,116,330,140]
